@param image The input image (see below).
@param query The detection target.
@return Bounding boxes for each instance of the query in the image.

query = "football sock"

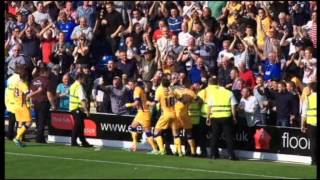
[146,132,157,151]
[147,137,158,151]
[188,139,196,155]
[174,137,182,155]
[131,132,138,145]
[16,124,29,141]
[155,136,164,152]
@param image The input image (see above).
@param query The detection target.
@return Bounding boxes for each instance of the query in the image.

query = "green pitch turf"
[5,140,316,179]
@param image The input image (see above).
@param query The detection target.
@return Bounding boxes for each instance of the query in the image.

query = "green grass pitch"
[5,140,316,179]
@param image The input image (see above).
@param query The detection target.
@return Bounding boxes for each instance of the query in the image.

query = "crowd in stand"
[5,1,317,129]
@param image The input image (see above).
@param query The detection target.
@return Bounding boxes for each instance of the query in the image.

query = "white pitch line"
[5,152,299,179]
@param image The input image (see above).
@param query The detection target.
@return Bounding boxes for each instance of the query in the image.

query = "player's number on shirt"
[165,97,175,107]
[14,88,20,97]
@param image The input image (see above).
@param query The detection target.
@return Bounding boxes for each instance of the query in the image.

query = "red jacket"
[239,69,256,88]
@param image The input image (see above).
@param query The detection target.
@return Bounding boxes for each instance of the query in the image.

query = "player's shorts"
[155,111,180,130]
[176,109,192,129]
[132,110,151,129]
[15,106,32,122]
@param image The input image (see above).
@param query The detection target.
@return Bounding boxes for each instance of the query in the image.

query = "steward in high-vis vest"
[301,82,317,165]
[197,85,211,157]
[206,76,238,161]
[69,73,93,148]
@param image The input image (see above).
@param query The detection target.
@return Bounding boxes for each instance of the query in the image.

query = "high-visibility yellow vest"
[306,93,317,126]
[5,74,20,113]
[69,81,82,111]
[188,101,201,124]
[208,86,232,118]
[198,89,208,118]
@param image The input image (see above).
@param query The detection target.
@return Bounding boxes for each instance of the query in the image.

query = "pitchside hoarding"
[49,111,311,157]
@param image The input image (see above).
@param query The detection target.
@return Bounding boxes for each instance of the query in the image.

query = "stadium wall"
[47,111,312,165]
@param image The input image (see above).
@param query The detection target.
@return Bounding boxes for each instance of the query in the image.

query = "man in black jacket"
[272,81,298,127]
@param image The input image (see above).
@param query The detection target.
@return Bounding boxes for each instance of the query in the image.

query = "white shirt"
[157,37,171,55]
[217,49,234,64]
[132,17,147,29]
[301,58,317,84]
[183,3,195,17]
[178,32,193,47]
[32,11,52,25]
[239,96,258,113]
[234,49,248,69]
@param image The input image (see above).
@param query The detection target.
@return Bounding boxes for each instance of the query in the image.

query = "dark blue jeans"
[276,118,290,127]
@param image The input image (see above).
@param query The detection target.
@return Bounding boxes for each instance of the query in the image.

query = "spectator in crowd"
[238,61,256,89]
[216,40,234,67]
[5,27,22,59]
[253,75,270,125]
[71,17,93,45]
[56,10,76,44]
[72,33,90,66]
[6,44,32,78]
[178,22,193,47]
[92,75,110,113]
[272,81,298,127]
[39,22,57,66]
[19,26,41,61]
[117,50,138,78]
[198,31,217,73]
[218,57,233,87]
[228,67,243,102]
[56,73,71,110]
[64,1,77,21]
[32,2,52,26]
[230,33,249,69]
[53,32,74,74]
[256,5,272,49]
[286,81,301,127]
[258,51,282,82]
[100,60,123,85]
[239,87,260,127]
[201,7,218,33]
[102,1,124,54]
[135,49,158,81]
[76,0,96,28]
[97,76,131,115]
[167,7,183,34]
[188,57,207,84]
[132,8,147,30]
[300,47,317,85]
[167,34,184,60]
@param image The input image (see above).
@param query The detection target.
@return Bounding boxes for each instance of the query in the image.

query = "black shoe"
[82,143,93,148]
[71,142,80,147]
[36,140,47,144]
[191,154,198,158]
[229,156,239,161]
[210,153,220,159]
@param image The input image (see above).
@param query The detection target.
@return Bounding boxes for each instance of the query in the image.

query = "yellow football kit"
[131,86,152,128]
[174,88,197,129]
[12,80,32,122]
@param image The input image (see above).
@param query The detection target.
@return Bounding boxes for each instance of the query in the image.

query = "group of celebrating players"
[126,77,201,156]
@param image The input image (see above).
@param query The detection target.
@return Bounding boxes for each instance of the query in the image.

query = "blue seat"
[98,55,114,66]
[31,109,37,120]
[4,110,10,118]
